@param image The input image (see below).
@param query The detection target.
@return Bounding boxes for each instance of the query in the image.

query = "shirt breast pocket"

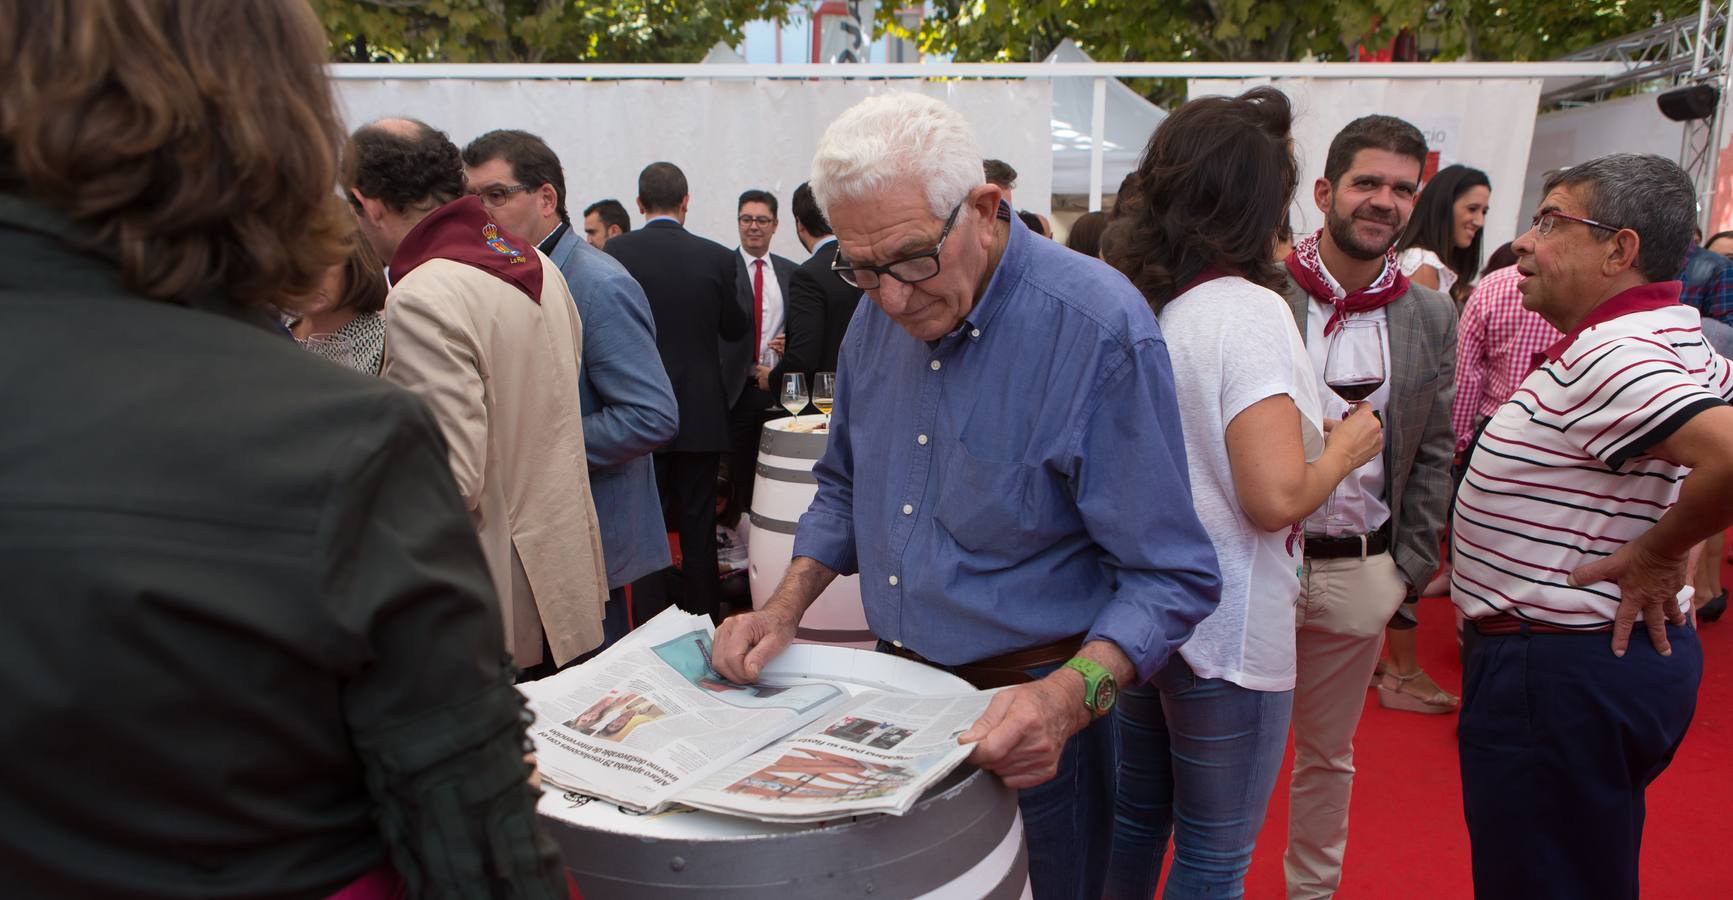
[932,443,1046,559]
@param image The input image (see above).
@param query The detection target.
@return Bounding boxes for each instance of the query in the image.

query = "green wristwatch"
[1062,657,1118,718]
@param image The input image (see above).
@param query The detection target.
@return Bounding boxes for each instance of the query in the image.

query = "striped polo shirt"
[1451,280,1733,627]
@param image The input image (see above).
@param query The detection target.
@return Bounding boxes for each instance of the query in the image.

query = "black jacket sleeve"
[330,394,564,900]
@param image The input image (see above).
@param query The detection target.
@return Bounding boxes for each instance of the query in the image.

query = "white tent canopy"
[1045,40,1167,197]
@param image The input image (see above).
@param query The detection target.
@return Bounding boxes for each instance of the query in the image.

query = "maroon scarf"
[1283,230,1407,335]
[387,194,543,303]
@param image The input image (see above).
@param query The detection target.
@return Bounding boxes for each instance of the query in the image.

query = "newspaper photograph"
[676,689,997,823]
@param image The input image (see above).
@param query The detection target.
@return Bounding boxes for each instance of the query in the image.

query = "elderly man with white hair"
[713,92,1222,898]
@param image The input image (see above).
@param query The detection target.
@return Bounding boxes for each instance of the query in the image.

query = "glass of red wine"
[1321,318,1387,528]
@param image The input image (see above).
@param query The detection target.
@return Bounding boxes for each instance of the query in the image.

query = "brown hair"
[0,0,351,313]
[1109,86,1298,315]
[334,208,389,315]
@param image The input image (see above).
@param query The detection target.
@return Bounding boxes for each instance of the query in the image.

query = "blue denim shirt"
[791,212,1221,680]
[543,224,678,588]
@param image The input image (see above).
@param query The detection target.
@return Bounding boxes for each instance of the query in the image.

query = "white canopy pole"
[1088,77,1107,212]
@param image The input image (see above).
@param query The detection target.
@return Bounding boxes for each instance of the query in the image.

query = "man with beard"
[1275,115,1457,899]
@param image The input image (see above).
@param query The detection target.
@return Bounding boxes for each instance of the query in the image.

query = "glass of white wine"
[780,372,809,419]
[812,371,836,428]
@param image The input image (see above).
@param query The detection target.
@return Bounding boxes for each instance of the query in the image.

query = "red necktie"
[752,258,765,363]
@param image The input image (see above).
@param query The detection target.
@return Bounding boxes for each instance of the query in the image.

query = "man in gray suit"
[723,188,797,514]
[462,130,678,662]
[1276,115,1457,899]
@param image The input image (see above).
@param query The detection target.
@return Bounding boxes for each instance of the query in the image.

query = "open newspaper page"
[520,608,853,812]
[675,688,997,823]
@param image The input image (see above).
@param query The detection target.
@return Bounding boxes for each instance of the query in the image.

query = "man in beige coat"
[344,118,608,673]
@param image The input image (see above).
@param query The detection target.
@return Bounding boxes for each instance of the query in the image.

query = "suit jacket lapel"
[1384,291,1422,435]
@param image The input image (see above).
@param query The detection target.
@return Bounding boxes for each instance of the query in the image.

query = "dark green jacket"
[0,197,564,899]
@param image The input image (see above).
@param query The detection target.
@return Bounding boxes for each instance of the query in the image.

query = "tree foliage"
[313,0,797,64]
[888,1,1698,66]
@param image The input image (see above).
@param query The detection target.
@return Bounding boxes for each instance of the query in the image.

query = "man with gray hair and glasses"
[711,92,1221,899]
[1452,153,1733,899]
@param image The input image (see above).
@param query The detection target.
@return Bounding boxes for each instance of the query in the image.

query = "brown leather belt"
[884,633,1085,689]
[1473,611,1613,636]
[1304,525,1391,560]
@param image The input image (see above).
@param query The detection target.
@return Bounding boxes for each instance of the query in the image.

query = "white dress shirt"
[739,247,784,365]
[1300,261,1394,538]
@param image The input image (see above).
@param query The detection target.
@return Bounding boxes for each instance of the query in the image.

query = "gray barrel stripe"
[981,840,1031,900]
[795,627,877,643]
[748,511,798,535]
[756,462,818,484]
[548,766,1022,898]
[760,429,827,460]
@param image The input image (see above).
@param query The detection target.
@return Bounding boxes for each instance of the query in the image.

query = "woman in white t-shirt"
[1395,164,1490,306]
[1102,87,1384,899]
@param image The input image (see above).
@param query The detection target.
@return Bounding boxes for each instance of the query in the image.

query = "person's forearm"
[1635,459,1733,559]
[762,556,838,625]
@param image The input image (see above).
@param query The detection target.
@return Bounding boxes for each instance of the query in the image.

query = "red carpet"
[1185,556,1733,898]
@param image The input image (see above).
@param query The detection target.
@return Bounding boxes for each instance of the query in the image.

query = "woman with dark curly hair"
[1103,87,1384,899]
[1396,163,1491,305]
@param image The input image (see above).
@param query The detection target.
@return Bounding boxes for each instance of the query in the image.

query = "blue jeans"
[1459,623,1701,900]
[873,650,1119,900]
[1106,656,1293,899]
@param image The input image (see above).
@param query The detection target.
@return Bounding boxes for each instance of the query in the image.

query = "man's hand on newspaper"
[958,676,1091,789]
[713,606,798,683]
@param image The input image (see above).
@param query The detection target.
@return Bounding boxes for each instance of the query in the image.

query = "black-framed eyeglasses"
[1530,210,1622,238]
[738,215,776,228]
[468,183,533,208]
[831,202,964,290]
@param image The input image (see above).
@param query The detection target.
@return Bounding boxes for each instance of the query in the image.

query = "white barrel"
[749,415,872,648]
[539,645,1030,899]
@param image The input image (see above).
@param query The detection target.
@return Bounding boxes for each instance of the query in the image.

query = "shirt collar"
[740,247,768,267]
[813,234,837,252]
[1541,280,1683,363]
[956,200,1024,339]
[536,220,569,255]
[646,214,680,226]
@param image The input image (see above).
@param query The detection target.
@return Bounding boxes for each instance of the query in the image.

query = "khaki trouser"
[1284,552,1409,899]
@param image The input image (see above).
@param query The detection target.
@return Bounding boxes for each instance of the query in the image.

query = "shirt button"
[888,575,900,586]
[893,639,904,648]
[917,434,929,445]
[970,328,981,339]
[930,359,942,371]
[901,503,914,515]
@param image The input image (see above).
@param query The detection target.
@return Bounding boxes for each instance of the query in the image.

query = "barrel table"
[539,644,1030,899]
[748,415,873,648]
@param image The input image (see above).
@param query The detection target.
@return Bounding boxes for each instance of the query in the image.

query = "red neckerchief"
[1538,280,1683,364]
[1283,230,1407,335]
[387,195,543,303]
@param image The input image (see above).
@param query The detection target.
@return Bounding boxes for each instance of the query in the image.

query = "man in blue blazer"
[462,130,678,658]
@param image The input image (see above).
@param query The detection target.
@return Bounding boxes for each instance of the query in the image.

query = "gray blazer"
[1280,274,1458,595]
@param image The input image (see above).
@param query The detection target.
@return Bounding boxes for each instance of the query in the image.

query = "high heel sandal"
[1377,669,1459,715]
[1700,590,1728,624]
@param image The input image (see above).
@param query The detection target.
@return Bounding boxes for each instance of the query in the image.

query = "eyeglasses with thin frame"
[738,215,776,228]
[468,183,533,208]
[831,202,964,290]
[1530,210,1622,238]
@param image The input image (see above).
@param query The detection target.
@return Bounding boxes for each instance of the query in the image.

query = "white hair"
[810,92,984,219]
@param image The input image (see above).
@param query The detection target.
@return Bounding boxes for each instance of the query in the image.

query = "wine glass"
[812,372,836,428]
[1320,318,1387,528]
[780,372,809,419]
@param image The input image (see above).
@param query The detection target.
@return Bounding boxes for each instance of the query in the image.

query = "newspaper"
[520,607,993,821]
